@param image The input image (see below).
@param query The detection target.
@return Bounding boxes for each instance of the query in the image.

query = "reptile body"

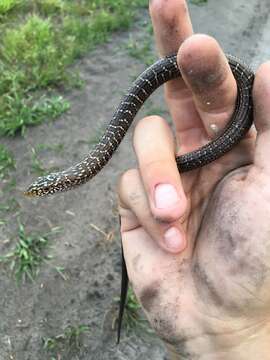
[25,54,255,342]
[25,54,254,197]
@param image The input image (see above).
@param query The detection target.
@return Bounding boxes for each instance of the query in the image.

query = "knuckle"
[118,169,147,210]
[140,158,169,178]
[118,169,138,196]
[154,211,181,224]
[134,115,165,134]
[133,115,168,145]
[118,169,138,192]
[118,205,133,222]
[127,189,143,208]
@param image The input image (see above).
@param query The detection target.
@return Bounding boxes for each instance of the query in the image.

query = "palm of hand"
[151,86,270,342]
[123,81,270,356]
[128,157,270,358]
[120,0,270,357]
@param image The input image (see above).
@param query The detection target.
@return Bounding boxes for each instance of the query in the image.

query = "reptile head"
[24,172,63,197]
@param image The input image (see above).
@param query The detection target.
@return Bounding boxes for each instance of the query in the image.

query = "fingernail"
[155,184,179,209]
[164,227,184,251]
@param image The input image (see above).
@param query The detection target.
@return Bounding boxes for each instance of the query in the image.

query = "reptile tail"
[117,217,129,344]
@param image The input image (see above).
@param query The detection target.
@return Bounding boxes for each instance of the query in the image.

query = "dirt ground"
[1,1,270,359]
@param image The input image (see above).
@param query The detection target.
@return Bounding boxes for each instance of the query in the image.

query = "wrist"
[164,320,270,360]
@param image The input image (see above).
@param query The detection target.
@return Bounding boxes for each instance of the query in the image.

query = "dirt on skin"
[0,1,270,359]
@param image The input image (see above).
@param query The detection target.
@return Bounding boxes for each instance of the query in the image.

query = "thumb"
[253,62,270,172]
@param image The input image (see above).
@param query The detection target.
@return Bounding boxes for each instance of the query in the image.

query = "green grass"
[35,142,64,153]
[0,222,61,282]
[0,197,19,213]
[30,146,60,176]
[0,0,148,136]
[145,105,168,117]
[120,287,153,335]
[0,197,19,228]
[124,287,141,329]
[0,0,20,15]
[29,142,64,175]
[190,0,208,5]
[0,144,15,179]
[125,22,155,65]
[0,95,70,136]
[43,324,90,357]
[30,147,48,176]
[2,176,16,193]
[126,36,155,66]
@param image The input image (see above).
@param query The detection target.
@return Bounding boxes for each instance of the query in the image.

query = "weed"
[0,94,70,136]
[2,15,63,88]
[2,176,16,192]
[37,0,64,16]
[54,266,67,281]
[35,142,64,153]
[0,0,148,136]
[190,0,208,5]
[146,23,154,35]
[0,197,19,213]
[0,144,15,179]
[0,0,20,15]
[30,146,60,176]
[120,287,152,335]
[132,0,148,7]
[126,36,155,66]
[0,222,60,282]
[0,219,6,226]
[89,223,114,242]
[145,106,168,117]
[124,287,141,331]
[43,324,90,355]
[30,147,47,176]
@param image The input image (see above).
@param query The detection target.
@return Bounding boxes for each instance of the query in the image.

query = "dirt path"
[1,1,270,359]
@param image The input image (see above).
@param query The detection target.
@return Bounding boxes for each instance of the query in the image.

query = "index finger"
[150,0,193,56]
[150,0,193,94]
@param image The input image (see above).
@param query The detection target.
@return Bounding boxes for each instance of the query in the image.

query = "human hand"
[118,0,270,359]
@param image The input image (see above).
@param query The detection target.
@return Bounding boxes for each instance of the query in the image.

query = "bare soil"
[1,1,270,359]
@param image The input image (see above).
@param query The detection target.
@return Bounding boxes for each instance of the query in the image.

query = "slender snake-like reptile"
[25,53,254,342]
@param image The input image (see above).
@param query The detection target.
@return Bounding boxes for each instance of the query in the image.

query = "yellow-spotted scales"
[25,54,254,197]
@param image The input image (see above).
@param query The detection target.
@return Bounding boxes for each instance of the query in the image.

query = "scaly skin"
[24,54,254,197]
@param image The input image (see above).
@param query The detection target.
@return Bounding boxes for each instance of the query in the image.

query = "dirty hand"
[118,0,270,359]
